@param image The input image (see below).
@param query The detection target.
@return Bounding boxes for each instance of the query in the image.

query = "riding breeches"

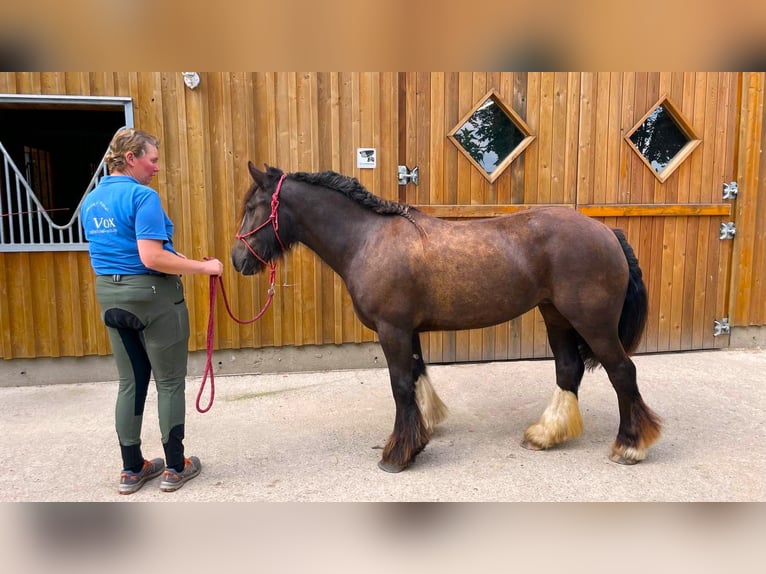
[95,274,190,472]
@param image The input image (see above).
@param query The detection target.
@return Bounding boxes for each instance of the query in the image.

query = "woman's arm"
[137,239,223,276]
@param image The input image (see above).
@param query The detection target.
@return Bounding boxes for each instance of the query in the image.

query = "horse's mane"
[290,169,420,227]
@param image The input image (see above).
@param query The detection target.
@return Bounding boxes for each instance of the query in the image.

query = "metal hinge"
[397,165,419,186]
[713,317,730,337]
[723,181,738,200]
[719,222,736,240]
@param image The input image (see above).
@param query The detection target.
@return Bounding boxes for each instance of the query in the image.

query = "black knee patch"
[104,308,145,331]
[113,327,151,417]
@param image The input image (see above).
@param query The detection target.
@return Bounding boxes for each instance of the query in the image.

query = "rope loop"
[196,274,277,413]
[196,174,287,413]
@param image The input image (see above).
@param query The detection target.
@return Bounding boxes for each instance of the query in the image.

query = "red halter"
[235,173,288,275]
[197,174,287,413]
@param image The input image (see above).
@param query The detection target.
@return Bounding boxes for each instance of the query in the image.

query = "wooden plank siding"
[1,72,764,363]
[0,72,397,359]
[577,72,737,353]
[404,72,741,362]
[730,72,766,327]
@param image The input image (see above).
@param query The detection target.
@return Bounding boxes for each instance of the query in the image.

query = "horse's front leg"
[377,326,430,473]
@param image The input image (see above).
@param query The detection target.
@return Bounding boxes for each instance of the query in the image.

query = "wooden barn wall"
[576,72,738,354]
[729,72,766,328]
[0,72,764,363]
[399,72,580,363]
[225,72,400,352]
[400,72,741,362]
[0,72,397,359]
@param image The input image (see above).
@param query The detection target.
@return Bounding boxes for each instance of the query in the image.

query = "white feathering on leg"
[415,373,449,432]
[523,388,583,449]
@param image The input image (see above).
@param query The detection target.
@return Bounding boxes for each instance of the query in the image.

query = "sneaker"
[159,456,201,492]
[119,458,165,495]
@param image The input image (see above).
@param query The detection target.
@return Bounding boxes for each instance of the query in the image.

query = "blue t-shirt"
[81,175,177,275]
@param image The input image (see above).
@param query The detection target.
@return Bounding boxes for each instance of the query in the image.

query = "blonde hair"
[105,128,160,173]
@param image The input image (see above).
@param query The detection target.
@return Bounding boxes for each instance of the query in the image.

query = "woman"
[82,127,224,494]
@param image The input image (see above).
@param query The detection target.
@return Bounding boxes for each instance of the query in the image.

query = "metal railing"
[0,139,108,252]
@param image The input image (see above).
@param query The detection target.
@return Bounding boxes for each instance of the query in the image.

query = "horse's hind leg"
[413,334,448,433]
[604,352,661,464]
[377,327,431,473]
[580,334,661,464]
[522,306,585,451]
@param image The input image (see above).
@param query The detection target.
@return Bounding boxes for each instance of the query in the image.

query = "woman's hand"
[202,258,224,276]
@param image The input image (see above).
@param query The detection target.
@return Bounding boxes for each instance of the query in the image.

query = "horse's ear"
[248,161,263,183]
[265,165,283,179]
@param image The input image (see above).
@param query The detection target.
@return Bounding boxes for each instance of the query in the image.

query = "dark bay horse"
[231,163,662,472]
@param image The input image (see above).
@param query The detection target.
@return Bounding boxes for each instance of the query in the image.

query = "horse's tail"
[614,229,649,355]
[579,229,648,370]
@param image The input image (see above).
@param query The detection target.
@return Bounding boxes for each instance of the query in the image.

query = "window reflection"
[452,97,525,174]
[629,105,689,173]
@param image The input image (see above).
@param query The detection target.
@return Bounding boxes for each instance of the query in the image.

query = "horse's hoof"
[609,452,639,465]
[520,438,545,451]
[378,460,407,473]
[609,444,646,465]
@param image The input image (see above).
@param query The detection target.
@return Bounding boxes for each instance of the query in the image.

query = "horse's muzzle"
[230,248,262,276]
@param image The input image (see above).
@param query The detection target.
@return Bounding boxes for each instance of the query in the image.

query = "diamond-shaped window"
[625,95,701,183]
[448,89,534,183]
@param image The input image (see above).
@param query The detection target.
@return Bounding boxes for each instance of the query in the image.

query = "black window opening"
[0,100,128,251]
[629,104,689,173]
[625,96,701,184]
[448,90,534,184]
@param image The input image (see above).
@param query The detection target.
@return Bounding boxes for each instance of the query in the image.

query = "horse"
[231,162,662,473]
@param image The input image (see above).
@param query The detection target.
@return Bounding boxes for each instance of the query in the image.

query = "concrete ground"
[0,348,764,502]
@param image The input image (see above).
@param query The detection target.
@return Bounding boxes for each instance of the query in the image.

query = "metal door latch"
[713,318,730,336]
[397,165,419,186]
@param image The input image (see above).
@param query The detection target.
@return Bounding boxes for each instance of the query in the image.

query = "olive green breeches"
[95,274,190,471]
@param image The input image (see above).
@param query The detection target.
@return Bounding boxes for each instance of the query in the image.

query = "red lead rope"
[196,174,286,413]
[196,270,276,413]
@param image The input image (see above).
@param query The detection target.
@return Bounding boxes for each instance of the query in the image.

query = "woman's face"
[127,144,160,185]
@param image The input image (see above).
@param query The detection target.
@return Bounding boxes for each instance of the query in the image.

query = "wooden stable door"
[398,72,737,363]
